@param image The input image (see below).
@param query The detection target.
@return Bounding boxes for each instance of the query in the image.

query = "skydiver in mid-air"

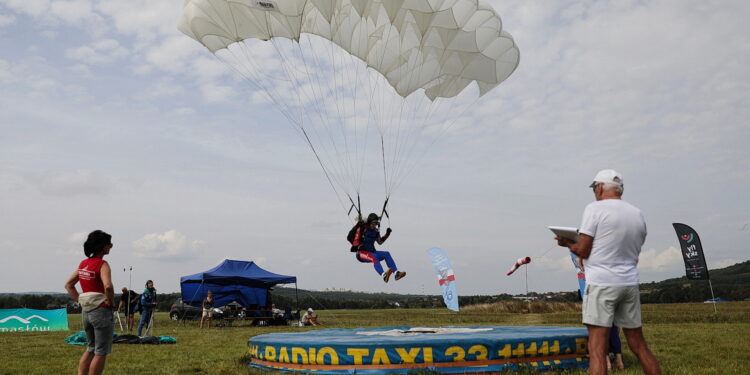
[348,213,406,282]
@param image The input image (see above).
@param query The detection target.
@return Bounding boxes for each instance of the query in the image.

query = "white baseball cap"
[589,169,623,188]
[307,308,314,312]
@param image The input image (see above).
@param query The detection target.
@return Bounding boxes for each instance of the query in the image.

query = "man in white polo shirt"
[556,169,661,375]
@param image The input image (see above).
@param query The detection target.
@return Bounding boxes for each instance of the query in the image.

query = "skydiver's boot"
[395,271,406,281]
[382,268,393,283]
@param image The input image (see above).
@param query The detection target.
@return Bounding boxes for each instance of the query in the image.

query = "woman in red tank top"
[64,230,115,375]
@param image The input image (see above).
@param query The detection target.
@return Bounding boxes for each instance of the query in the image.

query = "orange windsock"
[506,257,531,276]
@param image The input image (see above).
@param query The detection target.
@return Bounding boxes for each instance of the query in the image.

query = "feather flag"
[427,247,459,312]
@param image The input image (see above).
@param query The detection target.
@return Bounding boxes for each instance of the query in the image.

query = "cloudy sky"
[1,0,748,298]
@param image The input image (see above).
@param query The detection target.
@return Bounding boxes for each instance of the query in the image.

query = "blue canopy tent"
[180,259,298,308]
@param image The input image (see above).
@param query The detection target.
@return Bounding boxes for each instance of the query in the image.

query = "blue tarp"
[180,259,296,308]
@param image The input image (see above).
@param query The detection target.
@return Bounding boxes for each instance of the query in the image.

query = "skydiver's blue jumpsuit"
[355,227,398,275]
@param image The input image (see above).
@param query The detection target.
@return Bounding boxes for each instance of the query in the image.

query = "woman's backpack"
[347,222,365,251]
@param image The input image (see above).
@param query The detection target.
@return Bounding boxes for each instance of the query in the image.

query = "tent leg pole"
[295,283,299,310]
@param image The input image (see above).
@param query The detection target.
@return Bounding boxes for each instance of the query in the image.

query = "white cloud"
[96,0,182,41]
[144,35,202,74]
[638,247,683,272]
[710,258,740,269]
[170,106,195,116]
[2,0,105,33]
[0,13,16,27]
[190,56,230,82]
[1,0,51,18]
[54,231,88,256]
[65,39,128,65]
[201,83,235,102]
[139,78,184,100]
[68,231,87,243]
[23,169,112,197]
[49,0,95,24]
[0,59,13,82]
[132,230,206,261]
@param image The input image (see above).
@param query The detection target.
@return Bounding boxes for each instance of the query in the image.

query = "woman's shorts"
[82,307,114,355]
[202,308,213,318]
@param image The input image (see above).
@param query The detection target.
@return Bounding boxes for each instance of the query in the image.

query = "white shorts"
[582,284,641,329]
[202,308,213,318]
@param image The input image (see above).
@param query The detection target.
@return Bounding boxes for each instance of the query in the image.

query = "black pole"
[295,282,299,309]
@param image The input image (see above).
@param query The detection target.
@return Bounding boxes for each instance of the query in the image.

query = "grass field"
[1,301,748,374]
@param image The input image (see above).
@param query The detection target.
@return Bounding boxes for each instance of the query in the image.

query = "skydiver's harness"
[346,195,390,253]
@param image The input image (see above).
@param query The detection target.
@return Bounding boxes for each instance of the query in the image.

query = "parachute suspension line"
[324,4,369,200]
[265,33,353,205]
[329,22,366,198]
[299,126,350,214]
[388,28,470,195]
[371,19,401,200]
[332,8,372,201]
[221,14,351,213]
[302,33,349,193]
[389,47,430,196]
[305,39,357,197]
[217,44,297,129]
[204,1,298,127]
[351,14,376,196]
[392,94,483,195]
[381,11,457,198]
[380,132,388,197]
[266,38,350,201]
[389,30,410,199]
[290,36,353,195]
[293,20,367,202]
[263,11,357,202]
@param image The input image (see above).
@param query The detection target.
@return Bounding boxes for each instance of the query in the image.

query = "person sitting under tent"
[299,308,322,326]
[350,213,406,283]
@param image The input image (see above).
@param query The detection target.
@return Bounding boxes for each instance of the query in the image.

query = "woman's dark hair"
[366,213,380,224]
[83,230,111,258]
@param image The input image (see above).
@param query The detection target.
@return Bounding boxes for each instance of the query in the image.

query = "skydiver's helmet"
[366,213,380,226]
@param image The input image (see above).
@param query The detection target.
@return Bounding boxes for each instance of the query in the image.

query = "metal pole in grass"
[116,311,124,331]
[146,305,155,336]
[125,266,133,330]
[525,265,531,312]
[708,280,717,314]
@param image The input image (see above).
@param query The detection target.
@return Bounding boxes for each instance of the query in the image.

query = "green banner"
[0,308,68,332]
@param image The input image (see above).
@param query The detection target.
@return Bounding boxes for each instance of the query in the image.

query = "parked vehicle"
[169,299,223,320]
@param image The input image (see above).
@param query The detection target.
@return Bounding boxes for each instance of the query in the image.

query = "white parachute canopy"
[178,0,520,215]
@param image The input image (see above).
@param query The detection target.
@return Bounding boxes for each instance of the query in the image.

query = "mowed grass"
[1,302,748,374]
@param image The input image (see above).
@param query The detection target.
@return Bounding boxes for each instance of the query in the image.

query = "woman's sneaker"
[382,269,393,283]
[395,271,406,280]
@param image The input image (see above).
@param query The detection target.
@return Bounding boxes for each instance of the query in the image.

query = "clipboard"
[548,226,579,242]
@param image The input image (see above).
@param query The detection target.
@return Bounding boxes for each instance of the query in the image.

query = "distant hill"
[640,261,750,303]
[2,261,747,309]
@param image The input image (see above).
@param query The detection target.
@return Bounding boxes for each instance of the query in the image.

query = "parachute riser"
[347,194,363,221]
[380,197,390,222]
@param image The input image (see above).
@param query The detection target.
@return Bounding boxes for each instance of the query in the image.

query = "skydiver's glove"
[386,228,392,235]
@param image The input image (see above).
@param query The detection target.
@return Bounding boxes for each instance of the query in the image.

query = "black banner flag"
[672,223,710,280]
